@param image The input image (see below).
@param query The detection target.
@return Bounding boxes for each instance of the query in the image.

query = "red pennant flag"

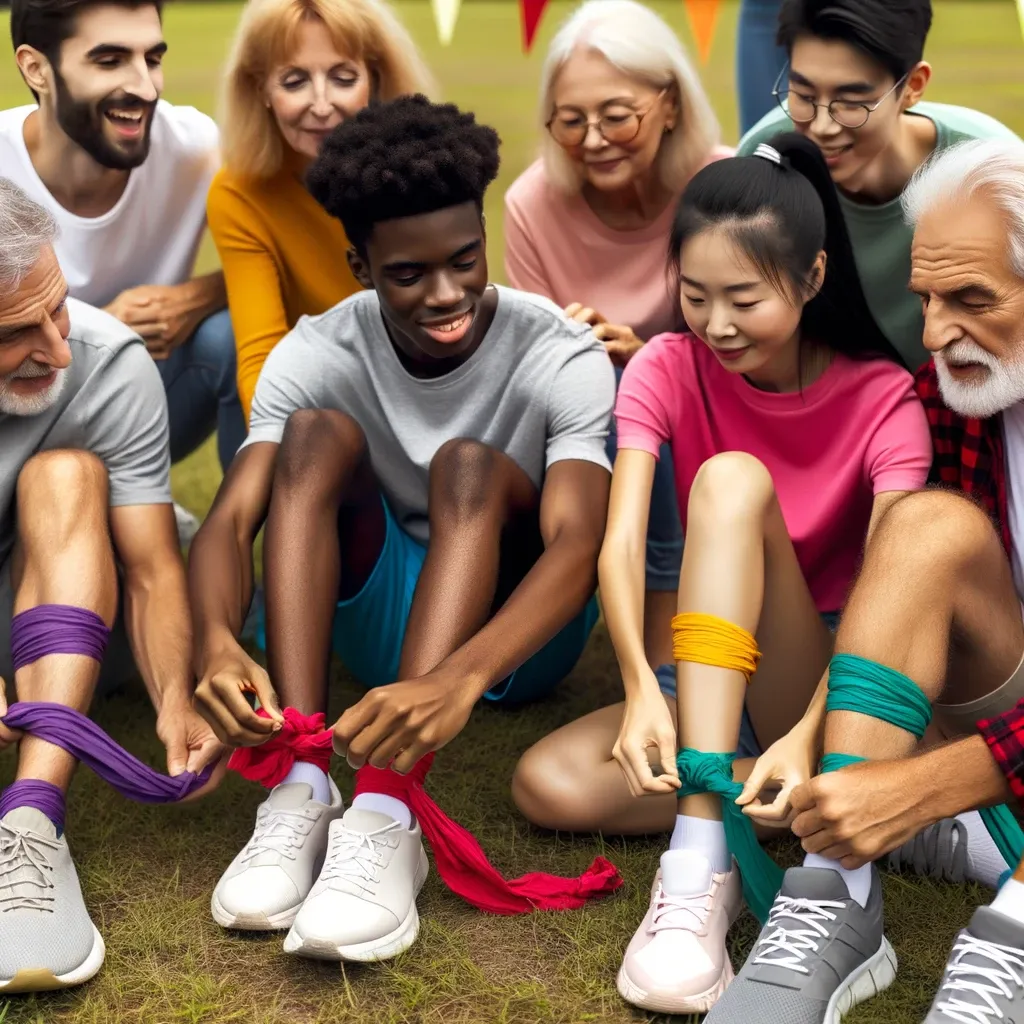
[521,0,550,52]
[683,0,721,65]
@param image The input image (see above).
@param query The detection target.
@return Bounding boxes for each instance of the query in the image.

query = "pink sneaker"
[617,849,742,1014]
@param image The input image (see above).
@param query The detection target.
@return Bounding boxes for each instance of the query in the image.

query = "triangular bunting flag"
[683,0,721,65]
[521,0,550,53]
[431,0,461,45]
[1018,0,1024,43]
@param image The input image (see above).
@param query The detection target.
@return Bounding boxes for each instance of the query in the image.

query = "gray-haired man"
[0,177,221,993]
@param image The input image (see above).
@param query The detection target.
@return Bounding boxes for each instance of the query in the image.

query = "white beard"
[0,362,67,416]
[934,339,1024,419]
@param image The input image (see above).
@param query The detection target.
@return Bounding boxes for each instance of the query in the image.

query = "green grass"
[1,3,1023,1021]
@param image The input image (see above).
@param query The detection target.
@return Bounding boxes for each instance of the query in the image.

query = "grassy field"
[1,2,1023,1022]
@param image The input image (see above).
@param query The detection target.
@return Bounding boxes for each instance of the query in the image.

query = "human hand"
[611,678,680,796]
[332,673,477,775]
[193,645,284,747]
[105,285,201,358]
[156,699,230,801]
[0,677,21,751]
[789,758,930,868]
[564,302,607,326]
[594,323,644,367]
[736,721,817,825]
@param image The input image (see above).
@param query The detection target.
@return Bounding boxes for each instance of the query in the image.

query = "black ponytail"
[668,131,902,366]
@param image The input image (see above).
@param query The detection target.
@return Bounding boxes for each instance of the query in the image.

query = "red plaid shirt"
[914,362,1024,799]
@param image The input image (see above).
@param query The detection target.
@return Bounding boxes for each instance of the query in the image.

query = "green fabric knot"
[826,654,932,740]
[820,752,866,773]
[676,748,783,923]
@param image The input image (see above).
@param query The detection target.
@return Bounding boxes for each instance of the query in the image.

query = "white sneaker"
[283,807,429,962]
[173,502,201,546]
[211,779,344,931]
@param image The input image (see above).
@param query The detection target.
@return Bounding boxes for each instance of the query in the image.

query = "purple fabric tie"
[0,779,67,832]
[11,604,111,672]
[2,703,213,802]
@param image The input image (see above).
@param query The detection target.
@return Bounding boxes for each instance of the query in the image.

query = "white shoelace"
[0,823,59,912]
[934,933,1024,1024]
[750,898,847,974]
[650,884,712,933]
[318,822,403,893]
[241,808,315,863]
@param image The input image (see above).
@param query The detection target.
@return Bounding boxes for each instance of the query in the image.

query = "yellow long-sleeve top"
[207,151,362,420]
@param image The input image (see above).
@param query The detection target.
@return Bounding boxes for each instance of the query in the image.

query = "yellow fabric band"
[671,612,761,683]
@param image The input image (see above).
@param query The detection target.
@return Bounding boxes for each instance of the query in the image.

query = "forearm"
[795,668,831,742]
[599,533,656,698]
[913,735,1013,824]
[124,562,193,712]
[437,536,600,696]
[176,271,228,321]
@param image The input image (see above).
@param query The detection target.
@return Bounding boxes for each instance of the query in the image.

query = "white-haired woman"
[505,0,730,761]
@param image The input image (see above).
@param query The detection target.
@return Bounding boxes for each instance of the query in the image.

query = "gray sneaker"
[705,866,897,1024]
[923,905,1024,1022]
[887,819,968,882]
[0,808,105,993]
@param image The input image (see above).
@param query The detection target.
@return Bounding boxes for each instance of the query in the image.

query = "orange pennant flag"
[683,0,721,65]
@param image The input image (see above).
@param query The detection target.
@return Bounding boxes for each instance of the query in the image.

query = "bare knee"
[429,438,502,518]
[276,409,366,488]
[687,452,775,526]
[512,740,605,832]
[17,450,108,515]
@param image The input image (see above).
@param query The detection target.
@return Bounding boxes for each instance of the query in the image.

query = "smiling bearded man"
[706,137,1024,1024]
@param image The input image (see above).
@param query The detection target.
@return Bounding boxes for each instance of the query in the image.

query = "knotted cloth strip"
[11,605,111,672]
[676,749,782,923]
[229,707,623,915]
[672,613,761,681]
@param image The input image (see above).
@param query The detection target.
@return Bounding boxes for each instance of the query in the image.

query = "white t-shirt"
[1002,402,1024,598]
[0,101,219,307]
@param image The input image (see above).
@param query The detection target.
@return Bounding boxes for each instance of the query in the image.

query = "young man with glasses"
[737,0,1019,370]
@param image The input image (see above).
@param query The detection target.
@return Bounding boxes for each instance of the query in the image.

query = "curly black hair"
[306,94,501,254]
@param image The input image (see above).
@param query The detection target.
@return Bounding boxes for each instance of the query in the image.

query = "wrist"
[198,627,243,671]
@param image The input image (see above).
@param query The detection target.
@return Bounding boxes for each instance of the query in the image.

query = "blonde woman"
[209,0,436,420]
[504,0,730,719]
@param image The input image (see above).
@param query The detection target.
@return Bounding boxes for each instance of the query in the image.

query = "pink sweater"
[503,148,733,341]
[616,333,933,611]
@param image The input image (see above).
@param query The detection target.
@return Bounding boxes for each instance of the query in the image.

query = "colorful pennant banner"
[431,0,461,45]
[683,0,721,65]
[521,0,550,52]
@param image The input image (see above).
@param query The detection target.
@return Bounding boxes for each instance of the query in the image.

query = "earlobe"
[346,246,373,290]
[808,251,827,300]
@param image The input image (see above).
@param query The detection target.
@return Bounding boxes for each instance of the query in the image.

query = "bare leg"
[10,451,118,793]
[397,439,539,679]
[824,489,1024,761]
[262,410,385,715]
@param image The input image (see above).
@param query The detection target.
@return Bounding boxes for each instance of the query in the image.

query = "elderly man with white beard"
[711,137,1024,1024]
[0,176,221,993]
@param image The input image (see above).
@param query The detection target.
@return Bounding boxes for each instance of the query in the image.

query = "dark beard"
[53,70,155,170]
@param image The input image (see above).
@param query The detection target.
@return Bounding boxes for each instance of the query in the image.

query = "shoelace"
[240,808,315,864]
[750,897,847,974]
[649,884,712,933]
[318,822,403,893]
[934,933,1024,1024]
[887,819,968,882]
[0,822,60,912]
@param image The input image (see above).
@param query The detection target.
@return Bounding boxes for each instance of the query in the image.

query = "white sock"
[956,810,1013,888]
[351,792,412,829]
[802,853,873,908]
[669,814,731,873]
[992,877,1024,925]
[280,761,331,805]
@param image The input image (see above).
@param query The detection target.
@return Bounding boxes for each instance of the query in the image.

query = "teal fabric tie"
[676,748,783,923]
[820,752,865,773]
[826,654,932,739]
[980,805,1024,868]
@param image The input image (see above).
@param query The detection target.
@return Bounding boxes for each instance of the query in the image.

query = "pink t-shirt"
[503,148,733,342]
[616,333,933,611]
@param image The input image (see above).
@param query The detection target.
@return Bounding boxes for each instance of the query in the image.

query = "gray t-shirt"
[0,298,172,566]
[246,285,616,543]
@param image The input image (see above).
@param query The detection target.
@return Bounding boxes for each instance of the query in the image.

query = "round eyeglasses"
[547,91,666,149]
[772,66,909,130]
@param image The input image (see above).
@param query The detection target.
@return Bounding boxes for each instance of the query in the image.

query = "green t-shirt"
[737,102,1021,369]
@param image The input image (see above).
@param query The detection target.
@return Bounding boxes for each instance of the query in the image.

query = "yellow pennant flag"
[1018,0,1024,43]
[683,0,721,65]
[431,0,461,45]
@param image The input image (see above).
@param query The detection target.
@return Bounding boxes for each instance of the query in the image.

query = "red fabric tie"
[228,707,622,915]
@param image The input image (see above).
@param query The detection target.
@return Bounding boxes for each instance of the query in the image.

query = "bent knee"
[429,438,501,515]
[511,743,605,832]
[18,449,108,506]
[277,409,365,478]
[687,451,774,522]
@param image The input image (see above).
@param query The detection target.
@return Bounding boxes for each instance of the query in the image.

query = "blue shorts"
[654,610,842,759]
[330,500,600,705]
